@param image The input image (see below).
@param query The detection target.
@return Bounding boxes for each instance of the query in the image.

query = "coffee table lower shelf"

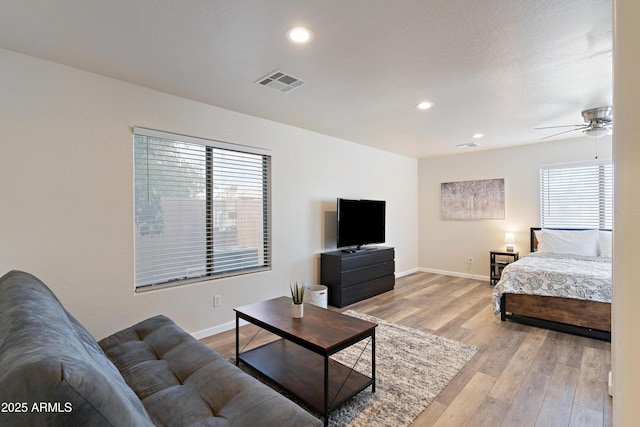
[238,338,374,415]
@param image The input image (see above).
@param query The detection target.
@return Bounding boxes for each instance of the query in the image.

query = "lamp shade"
[505,232,515,252]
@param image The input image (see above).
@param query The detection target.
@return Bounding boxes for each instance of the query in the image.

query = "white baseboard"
[191,319,247,340]
[396,267,420,278]
[418,267,489,282]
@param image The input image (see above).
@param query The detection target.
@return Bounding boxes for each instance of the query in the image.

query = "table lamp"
[505,232,515,252]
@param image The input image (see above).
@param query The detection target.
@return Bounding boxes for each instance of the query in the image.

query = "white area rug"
[325,311,478,427]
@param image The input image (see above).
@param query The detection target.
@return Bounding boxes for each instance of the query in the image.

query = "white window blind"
[134,127,271,290]
[540,161,613,229]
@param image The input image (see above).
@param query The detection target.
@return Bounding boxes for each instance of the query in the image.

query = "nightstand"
[490,250,519,285]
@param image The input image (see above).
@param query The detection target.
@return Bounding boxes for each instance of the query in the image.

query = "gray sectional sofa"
[0,270,322,426]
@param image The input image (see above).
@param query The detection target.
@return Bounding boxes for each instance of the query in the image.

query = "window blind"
[540,161,613,229]
[134,127,271,290]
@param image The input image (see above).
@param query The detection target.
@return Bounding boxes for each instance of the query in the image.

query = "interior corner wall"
[0,48,419,339]
[417,138,612,277]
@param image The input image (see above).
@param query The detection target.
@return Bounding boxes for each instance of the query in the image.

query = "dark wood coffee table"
[234,296,377,426]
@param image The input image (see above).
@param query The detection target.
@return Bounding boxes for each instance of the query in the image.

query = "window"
[134,127,271,290]
[540,161,613,229]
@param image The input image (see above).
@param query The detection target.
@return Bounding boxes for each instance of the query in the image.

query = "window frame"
[133,127,272,292]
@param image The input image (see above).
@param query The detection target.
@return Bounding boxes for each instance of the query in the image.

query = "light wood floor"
[201,272,612,427]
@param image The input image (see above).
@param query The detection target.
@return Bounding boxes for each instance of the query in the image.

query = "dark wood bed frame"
[499,227,611,341]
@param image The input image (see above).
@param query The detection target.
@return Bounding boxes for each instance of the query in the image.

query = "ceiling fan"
[536,106,613,139]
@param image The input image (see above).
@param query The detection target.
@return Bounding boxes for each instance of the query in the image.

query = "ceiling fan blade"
[539,126,589,140]
[534,124,585,130]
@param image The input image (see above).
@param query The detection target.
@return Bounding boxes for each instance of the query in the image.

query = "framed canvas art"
[440,178,505,220]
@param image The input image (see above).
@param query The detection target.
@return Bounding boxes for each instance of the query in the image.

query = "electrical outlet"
[468,257,473,264]
[213,295,221,307]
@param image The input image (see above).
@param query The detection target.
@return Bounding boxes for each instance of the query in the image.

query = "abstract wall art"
[440,178,505,220]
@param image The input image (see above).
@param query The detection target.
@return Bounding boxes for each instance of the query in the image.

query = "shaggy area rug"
[234,310,478,427]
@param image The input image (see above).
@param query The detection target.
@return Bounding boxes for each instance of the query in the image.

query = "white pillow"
[534,229,599,257]
[599,230,612,257]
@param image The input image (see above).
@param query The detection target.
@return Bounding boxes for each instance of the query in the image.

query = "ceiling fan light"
[585,127,610,138]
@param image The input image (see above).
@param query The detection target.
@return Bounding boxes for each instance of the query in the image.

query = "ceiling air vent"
[456,142,480,149]
[255,70,306,93]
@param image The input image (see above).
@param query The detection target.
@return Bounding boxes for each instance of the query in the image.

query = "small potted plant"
[290,281,305,318]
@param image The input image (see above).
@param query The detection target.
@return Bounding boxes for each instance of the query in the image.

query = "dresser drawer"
[341,261,394,287]
[337,275,395,307]
[340,248,394,270]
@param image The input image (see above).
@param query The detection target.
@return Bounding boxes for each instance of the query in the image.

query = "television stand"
[321,247,395,308]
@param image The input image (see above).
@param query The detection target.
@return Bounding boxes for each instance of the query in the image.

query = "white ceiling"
[0,0,612,158]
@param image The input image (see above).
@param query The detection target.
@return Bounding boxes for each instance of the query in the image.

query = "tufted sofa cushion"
[99,315,322,427]
[0,270,321,427]
[0,271,155,427]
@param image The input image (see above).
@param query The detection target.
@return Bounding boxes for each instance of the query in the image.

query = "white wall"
[0,48,418,339]
[612,0,640,423]
[418,137,612,277]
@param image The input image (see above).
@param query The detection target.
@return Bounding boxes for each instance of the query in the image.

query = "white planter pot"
[292,302,304,318]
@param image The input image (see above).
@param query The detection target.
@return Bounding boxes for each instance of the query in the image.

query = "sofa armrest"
[0,271,154,427]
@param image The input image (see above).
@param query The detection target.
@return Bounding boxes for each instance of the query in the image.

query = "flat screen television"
[337,198,386,249]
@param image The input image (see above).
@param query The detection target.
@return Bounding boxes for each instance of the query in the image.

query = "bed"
[492,227,612,341]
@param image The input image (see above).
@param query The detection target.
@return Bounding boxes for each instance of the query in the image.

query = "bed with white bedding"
[493,252,612,314]
[492,228,612,341]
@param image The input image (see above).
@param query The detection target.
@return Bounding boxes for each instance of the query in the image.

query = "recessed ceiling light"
[472,133,484,139]
[416,101,433,110]
[285,26,314,44]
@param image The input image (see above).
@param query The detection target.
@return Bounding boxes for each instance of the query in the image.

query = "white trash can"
[303,285,328,308]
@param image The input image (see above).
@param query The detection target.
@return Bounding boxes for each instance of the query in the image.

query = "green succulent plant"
[290,281,305,304]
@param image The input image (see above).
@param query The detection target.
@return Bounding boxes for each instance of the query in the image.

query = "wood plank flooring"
[200,272,612,426]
